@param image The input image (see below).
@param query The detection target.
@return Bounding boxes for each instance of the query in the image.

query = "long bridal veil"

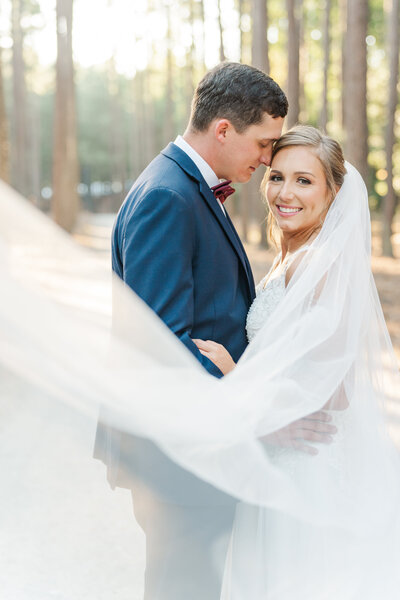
[1,162,400,599]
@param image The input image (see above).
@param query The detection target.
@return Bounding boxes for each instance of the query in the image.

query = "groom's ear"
[214,119,231,143]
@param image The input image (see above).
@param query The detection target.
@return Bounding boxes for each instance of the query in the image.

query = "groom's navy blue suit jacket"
[94,143,256,504]
[111,143,255,376]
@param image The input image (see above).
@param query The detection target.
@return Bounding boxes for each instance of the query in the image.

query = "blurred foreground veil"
[1,163,400,599]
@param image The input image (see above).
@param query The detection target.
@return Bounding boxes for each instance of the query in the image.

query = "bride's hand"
[193,339,236,375]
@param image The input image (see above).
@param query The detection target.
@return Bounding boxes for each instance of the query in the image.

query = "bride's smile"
[267,145,331,237]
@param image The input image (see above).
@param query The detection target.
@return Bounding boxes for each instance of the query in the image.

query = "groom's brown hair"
[189,62,288,133]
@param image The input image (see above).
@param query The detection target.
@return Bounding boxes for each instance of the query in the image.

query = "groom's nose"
[260,148,273,167]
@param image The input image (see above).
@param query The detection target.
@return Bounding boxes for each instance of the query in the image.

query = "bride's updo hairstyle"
[264,125,346,245]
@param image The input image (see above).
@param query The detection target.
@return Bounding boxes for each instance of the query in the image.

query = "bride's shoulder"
[284,245,310,286]
[257,252,282,289]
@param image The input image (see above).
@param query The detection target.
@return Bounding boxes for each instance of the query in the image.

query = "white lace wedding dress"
[221,250,398,600]
[246,249,304,344]
[1,165,400,599]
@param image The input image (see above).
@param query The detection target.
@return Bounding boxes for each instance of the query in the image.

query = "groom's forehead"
[249,115,284,138]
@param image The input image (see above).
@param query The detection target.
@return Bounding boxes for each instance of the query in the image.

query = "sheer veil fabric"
[0,162,400,598]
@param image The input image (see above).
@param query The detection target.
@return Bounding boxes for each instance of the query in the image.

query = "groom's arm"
[116,187,223,378]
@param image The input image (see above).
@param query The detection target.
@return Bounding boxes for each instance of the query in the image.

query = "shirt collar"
[173,135,220,188]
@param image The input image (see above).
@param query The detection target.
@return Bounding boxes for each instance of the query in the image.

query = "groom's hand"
[262,411,337,456]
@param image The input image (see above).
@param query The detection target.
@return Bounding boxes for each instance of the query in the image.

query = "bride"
[1,126,400,599]
[198,125,400,598]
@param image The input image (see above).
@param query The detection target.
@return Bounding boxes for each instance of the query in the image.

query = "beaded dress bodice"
[246,250,301,343]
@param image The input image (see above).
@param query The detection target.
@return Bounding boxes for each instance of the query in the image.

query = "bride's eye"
[269,174,282,182]
[298,177,311,185]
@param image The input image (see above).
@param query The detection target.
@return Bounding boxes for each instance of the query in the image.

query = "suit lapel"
[224,209,256,300]
[198,180,255,298]
[161,143,255,301]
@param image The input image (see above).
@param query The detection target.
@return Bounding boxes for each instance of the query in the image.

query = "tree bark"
[164,2,175,144]
[286,0,301,128]
[108,57,126,206]
[252,0,269,72]
[184,0,196,126]
[0,43,10,183]
[237,0,249,240]
[319,0,331,132]
[251,0,270,247]
[11,0,29,195]
[52,0,80,232]
[199,0,206,71]
[29,93,41,204]
[343,0,369,183]
[340,0,347,130]
[382,0,399,257]
[217,0,226,62]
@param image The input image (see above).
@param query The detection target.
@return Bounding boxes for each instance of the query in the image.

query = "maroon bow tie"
[211,180,235,204]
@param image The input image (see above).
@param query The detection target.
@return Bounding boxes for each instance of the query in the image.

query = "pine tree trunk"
[199,0,206,72]
[343,0,369,183]
[319,0,331,132]
[0,44,10,183]
[286,0,300,128]
[164,3,175,144]
[251,0,270,247]
[52,0,80,232]
[108,57,126,206]
[29,93,41,205]
[382,0,399,257]
[340,0,347,129]
[217,0,226,62]
[11,0,29,195]
[184,0,196,127]
[237,0,249,241]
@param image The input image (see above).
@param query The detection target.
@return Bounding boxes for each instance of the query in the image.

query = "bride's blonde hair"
[263,125,347,246]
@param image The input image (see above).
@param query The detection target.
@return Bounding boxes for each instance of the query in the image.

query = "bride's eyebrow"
[294,171,315,176]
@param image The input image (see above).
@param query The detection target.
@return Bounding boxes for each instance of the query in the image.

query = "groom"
[95,63,332,599]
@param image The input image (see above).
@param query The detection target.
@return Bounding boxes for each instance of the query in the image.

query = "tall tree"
[185,0,196,104]
[252,0,269,73]
[108,56,126,204]
[217,0,226,62]
[343,0,369,183]
[252,0,270,247]
[238,0,250,241]
[319,0,331,132]
[0,43,10,183]
[199,0,207,71]
[382,0,399,257]
[164,1,175,144]
[286,0,301,128]
[11,0,29,195]
[52,0,79,231]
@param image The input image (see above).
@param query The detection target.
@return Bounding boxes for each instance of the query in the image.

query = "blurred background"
[0,0,399,354]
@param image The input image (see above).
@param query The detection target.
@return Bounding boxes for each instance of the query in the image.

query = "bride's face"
[266,146,331,236]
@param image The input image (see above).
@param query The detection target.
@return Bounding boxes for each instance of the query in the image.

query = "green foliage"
[2,0,399,212]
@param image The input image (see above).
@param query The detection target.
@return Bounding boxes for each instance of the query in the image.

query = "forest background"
[0,0,399,250]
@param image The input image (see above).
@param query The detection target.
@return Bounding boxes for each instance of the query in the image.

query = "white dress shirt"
[173,135,226,215]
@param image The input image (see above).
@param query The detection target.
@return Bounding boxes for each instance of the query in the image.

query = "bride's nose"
[278,181,295,202]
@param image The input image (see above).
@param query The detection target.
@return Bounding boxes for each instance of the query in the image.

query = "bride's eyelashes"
[269,173,282,182]
[268,174,312,185]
